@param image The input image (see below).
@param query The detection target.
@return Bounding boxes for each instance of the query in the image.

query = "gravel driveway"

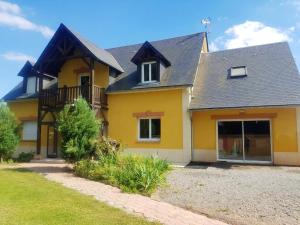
[153,164,300,225]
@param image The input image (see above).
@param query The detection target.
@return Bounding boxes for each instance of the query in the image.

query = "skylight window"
[230,66,247,78]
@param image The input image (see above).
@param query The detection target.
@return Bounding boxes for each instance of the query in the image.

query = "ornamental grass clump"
[74,140,171,195]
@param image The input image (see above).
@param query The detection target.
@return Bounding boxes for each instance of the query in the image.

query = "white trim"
[141,61,157,83]
[216,119,273,164]
[137,117,161,141]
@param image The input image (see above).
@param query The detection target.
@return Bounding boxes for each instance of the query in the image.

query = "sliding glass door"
[217,120,271,163]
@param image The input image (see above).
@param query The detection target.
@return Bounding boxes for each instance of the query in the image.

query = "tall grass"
[74,154,171,195]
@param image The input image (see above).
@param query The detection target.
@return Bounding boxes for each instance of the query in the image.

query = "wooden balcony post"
[89,58,95,105]
[36,73,43,155]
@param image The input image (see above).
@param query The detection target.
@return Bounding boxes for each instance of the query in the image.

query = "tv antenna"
[201,17,211,33]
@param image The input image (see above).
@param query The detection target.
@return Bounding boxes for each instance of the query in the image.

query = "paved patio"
[19,162,227,225]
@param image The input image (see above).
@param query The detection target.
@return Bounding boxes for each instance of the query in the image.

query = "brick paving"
[20,162,228,225]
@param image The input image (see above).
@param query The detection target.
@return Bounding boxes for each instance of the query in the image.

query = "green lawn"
[0,166,160,225]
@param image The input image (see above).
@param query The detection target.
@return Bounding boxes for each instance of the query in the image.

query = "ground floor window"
[217,120,271,162]
[139,118,161,141]
[22,121,37,141]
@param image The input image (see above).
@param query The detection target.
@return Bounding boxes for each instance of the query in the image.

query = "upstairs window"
[26,77,38,94]
[230,66,247,78]
[141,61,158,83]
[139,118,161,141]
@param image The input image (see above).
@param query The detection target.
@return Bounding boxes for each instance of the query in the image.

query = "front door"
[79,75,90,101]
[47,124,58,158]
[217,120,272,163]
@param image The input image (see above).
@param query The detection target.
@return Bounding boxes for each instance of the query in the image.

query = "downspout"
[190,110,193,162]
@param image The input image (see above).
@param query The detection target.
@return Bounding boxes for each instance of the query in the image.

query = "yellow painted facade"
[192,107,298,153]
[5,37,300,165]
[58,59,109,88]
[107,89,183,149]
[7,100,47,153]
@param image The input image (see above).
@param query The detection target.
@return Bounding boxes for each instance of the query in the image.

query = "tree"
[57,98,101,162]
[0,102,20,162]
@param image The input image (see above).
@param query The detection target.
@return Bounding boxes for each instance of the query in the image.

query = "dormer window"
[142,61,158,83]
[26,76,38,94]
[230,66,247,78]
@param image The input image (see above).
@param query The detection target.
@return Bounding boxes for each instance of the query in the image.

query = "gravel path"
[153,164,300,225]
[18,163,227,225]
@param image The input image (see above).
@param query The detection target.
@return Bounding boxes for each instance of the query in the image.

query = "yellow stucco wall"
[107,89,183,149]
[192,107,298,153]
[58,59,109,88]
[7,100,47,153]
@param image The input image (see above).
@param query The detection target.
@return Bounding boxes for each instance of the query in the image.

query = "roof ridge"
[207,41,288,54]
[106,32,205,50]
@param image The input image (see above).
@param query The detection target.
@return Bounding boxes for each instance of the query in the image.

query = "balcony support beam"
[89,58,95,106]
[36,73,44,155]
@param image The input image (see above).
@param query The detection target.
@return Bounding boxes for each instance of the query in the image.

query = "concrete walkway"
[19,163,227,225]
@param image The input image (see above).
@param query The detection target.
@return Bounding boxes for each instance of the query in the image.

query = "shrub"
[116,155,170,194]
[74,153,171,195]
[57,98,101,162]
[91,137,122,159]
[0,102,20,162]
[16,152,34,162]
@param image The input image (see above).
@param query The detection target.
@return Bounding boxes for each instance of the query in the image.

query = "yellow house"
[3,23,300,166]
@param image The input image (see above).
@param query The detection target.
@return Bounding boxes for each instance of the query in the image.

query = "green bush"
[16,152,34,162]
[91,137,122,159]
[74,154,170,195]
[57,98,101,162]
[0,102,20,162]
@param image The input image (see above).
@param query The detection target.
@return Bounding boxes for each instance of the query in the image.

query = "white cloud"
[1,52,36,62]
[0,0,54,38]
[211,20,293,51]
[284,0,300,11]
[0,0,20,14]
[209,42,219,52]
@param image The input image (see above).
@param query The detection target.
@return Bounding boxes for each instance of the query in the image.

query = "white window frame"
[138,117,161,141]
[230,66,247,77]
[22,121,37,141]
[141,61,157,83]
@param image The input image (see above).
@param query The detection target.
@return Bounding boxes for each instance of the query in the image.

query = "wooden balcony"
[39,85,107,109]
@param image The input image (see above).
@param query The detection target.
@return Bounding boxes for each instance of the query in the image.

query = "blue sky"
[1,0,300,98]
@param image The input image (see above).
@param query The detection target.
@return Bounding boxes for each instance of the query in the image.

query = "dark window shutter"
[137,64,141,83]
[23,77,27,93]
[152,61,160,82]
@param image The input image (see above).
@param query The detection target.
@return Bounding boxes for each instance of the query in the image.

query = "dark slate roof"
[189,42,300,110]
[2,82,37,101]
[106,33,205,92]
[70,27,124,73]
[18,61,36,77]
[2,77,57,101]
[34,24,124,75]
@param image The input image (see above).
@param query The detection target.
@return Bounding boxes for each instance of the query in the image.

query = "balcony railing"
[40,85,107,109]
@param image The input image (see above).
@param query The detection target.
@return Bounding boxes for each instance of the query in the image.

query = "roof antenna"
[201,17,211,33]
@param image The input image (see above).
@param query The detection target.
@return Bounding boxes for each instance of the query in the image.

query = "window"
[139,118,161,141]
[141,62,158,83]
[230,66,247,78]
[217,120,271,162]
[22,121,37,141]
[26,77,37,94]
